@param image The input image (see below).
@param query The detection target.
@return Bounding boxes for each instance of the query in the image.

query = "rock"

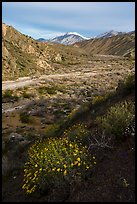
[55,53,62,62]
[8,132,24,142]
[18,140,31,147]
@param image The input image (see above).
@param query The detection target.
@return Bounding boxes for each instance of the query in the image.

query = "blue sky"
[2,2,135,39]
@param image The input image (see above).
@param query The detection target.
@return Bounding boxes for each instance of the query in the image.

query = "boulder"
[8,132,24,142]
[55,54,62,62]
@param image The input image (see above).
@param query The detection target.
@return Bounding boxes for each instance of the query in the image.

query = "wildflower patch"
[22,137,96,194]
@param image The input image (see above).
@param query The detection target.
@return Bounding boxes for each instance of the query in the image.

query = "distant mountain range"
[37,30,134,45]
[95,30,126,39]
[37,32,90,45]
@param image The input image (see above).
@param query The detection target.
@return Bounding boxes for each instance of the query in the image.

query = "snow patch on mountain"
[49,32,90,45]
[95,30,126,39]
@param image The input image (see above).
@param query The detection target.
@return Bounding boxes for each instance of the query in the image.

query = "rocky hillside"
[74,32,135,57]
[2,23,64,81]
[2,23,93,81]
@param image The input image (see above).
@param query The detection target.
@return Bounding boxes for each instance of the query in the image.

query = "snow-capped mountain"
[49,32,90,45]
[36,30,132,45]
[95,30,126,39]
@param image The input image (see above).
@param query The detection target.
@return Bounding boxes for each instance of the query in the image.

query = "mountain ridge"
[36,30,135,45]
[74,31,135,57]
[95,30,126,39]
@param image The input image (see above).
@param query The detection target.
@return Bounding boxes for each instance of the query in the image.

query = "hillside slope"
[2,23,93,81]
[74,32,135,57]
[2,23,64,81]
[2,74,135,202]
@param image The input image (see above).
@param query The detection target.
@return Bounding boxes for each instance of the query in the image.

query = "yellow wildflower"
[64,164,67,168]
[57,168,60,172]
[93,156,96,159]
[71,163,74,167]
[69,144,73,147]
[94,161,96,164]
[64,170,67,176]
[77,157,81,162]
[22,184,26,189]
[74,161,78,165]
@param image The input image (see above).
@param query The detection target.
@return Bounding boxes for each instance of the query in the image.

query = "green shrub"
[92,95,107,106]
[22,91,34,98]
[37,86,57,95]
[96,101,135,141]
[66,105,89,125]
[117,73,135,93]
[22,137,96,194]
[64,123,89,145]
[124,73,135,91]
[20,112,30,123]
[44,123,61,138]
[2,90,19,102]
[3,89,13,98]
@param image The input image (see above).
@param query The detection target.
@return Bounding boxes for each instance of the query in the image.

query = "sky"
[2,2,135,40]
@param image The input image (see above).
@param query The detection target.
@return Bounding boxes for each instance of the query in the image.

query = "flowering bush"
[22,137,96,194]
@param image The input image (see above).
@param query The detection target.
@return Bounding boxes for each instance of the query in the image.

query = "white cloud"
[2,2,135,38]
[24,28,65,39]
[12,25,65,39]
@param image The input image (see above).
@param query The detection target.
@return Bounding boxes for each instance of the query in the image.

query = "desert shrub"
[67,105,89,125]
[44,123,61,138]
[37,86,57,95]
[117,73,135,93]
[22,137,96,194]
[3,90,13,98]
[123,73,135,91]
[2,90,19,102]
[96,101,135,141]
[20,112,30,123]
[64,123,89,145]
[22,91,34,98]
[91,91,116,107]
[92,95,107,106]
[61,55,65,61]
